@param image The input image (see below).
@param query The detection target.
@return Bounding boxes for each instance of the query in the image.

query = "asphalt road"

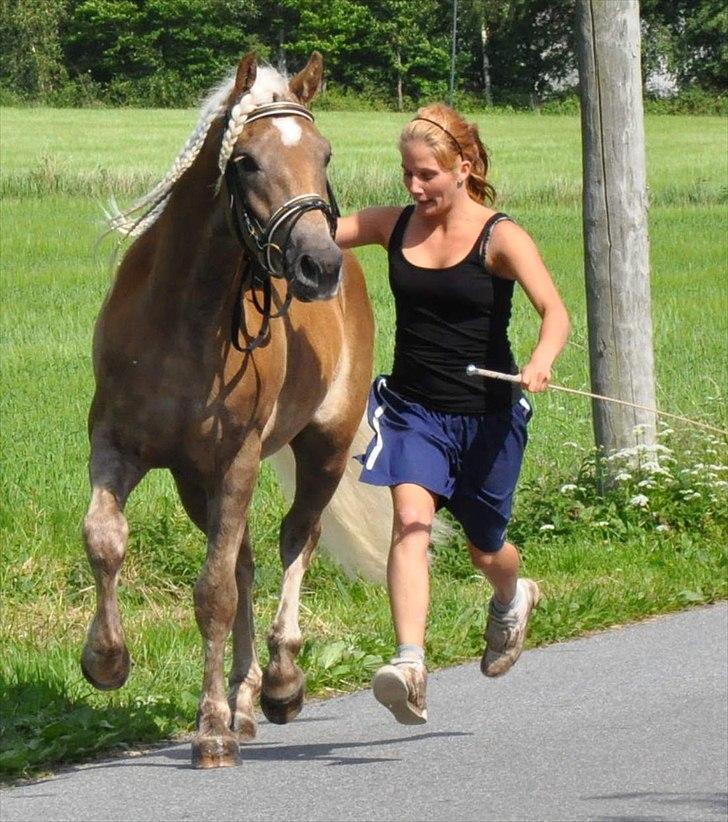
[2,604,727,822]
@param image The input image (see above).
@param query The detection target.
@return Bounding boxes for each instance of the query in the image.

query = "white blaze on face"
[273,117,303,146]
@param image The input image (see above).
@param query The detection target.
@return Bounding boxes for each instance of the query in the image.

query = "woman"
[335,104,570,725]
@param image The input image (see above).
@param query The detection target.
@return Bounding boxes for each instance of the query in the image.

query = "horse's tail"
[268,415,452,584]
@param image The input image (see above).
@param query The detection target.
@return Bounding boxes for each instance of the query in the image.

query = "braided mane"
[106,66,291,238]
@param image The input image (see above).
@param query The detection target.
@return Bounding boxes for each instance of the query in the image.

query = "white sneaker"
[372,658,428,724]
[481,579,540,678]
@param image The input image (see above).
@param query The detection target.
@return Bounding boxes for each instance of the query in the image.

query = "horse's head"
[220,52,341,304]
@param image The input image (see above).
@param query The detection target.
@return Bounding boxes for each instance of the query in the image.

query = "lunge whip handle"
[465,364,521,383]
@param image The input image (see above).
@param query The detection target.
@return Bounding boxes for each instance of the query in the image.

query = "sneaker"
[372,658,428,725]
[481,579,541,678]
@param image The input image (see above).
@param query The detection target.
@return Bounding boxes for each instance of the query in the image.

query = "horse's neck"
[145,145,241,312]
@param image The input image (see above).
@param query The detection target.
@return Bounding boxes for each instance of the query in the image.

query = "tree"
[640,0,727,92]
[0,0,67,98]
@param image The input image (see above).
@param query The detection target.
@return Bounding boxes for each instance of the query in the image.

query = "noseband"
[223,102,340,353]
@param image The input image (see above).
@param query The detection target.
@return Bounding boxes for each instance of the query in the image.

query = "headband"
[411,117,463,158]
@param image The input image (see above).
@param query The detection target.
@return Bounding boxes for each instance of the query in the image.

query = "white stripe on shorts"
[365,377,387,471]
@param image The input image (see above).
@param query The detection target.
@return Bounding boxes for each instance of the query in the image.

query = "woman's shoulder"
[484,217,540,280]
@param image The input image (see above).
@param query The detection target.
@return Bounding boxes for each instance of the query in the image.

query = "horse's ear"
[232,53,258,101]
[289,51,323,104]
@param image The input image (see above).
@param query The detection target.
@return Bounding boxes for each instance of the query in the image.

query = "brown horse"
[81,52,390,768]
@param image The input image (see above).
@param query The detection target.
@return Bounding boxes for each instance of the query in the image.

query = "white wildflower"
[614,471,632,482]
[560,484,578,494]
[655,524,670,532]
[657,428,674,437]
[629,494,649,508]
[593,521,610,528]
[539,524,556,532]
[638,479,655,488]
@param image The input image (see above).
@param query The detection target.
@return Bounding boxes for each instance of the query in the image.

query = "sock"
[491,580,523,616]
[395,643,425,663]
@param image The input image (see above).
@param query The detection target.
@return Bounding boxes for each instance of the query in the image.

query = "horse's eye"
[234,154,260,173]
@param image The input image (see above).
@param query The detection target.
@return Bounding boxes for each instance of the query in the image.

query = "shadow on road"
[583,789,728,821]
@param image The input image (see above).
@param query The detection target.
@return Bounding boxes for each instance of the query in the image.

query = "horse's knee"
[279,512,320,567]
[194,563,238,633]
[83,491,128,575]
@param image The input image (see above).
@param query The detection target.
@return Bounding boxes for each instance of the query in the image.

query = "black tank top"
[387,205,522,414]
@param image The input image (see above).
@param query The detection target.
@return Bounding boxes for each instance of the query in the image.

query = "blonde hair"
[399,103,496,205]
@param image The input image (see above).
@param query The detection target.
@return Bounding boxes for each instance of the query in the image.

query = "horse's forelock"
[216,65,298,177]
[107,64,295,239]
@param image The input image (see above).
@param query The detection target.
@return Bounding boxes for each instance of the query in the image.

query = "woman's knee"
[391,484,437,540]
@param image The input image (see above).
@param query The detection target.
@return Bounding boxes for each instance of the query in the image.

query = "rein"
[224,102,340,353]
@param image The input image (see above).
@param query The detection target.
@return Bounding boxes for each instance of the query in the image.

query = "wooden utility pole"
[449,0,458,106]
[576,0,657,470]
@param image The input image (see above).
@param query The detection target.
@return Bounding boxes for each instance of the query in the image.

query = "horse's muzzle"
[289,247,342,302]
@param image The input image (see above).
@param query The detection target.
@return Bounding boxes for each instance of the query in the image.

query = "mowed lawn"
[1,107,726,779]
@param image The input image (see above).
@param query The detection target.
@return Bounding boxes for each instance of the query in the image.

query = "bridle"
[223,101,340,353]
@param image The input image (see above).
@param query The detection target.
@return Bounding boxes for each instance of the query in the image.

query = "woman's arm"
[489,221,571,393]
[335,206,402,249]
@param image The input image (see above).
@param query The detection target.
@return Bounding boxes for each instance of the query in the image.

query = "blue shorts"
[357,376,531,552]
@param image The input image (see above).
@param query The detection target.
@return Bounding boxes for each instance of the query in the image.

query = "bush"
[509,428,728,548]
[644,87,726,116]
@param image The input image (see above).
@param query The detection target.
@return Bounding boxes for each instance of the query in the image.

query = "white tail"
[267,414,452,584]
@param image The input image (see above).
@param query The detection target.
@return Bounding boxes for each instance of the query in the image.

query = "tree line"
[1,0,725,110]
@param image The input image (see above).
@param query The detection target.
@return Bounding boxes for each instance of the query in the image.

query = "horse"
[80,52,391,769]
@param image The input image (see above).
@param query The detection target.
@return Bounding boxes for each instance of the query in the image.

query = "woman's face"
[400,139,458,216]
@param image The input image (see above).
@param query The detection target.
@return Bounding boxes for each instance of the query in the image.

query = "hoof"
[81,645,130,691]
[260,684,304,725]
[231,713,258,742]
[191,735,239,769]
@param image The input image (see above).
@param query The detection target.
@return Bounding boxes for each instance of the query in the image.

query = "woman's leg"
[388,483,438,647]
[372,482,436,725]
[467,540,520,605]
[468,539,540,678]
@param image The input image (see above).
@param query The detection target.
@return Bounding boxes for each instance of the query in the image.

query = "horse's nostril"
[300,255,320,281]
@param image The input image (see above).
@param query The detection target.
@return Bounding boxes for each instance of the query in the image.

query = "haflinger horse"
[81,52,392,768]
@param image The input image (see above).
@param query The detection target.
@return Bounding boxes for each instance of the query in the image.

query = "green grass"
[1,108,726,781]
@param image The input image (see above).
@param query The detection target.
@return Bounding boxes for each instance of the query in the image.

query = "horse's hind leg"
[81,431,146,690]
[260,425,348,725]
[228,522,262,741]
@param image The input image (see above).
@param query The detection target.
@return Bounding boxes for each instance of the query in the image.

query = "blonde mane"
[106,66,291,238]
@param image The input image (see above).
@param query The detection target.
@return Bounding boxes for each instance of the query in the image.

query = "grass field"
[1,107,726,780]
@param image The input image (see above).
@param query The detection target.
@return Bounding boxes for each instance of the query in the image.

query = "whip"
[465,364,727,437]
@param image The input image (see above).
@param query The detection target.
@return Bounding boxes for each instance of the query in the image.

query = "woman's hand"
[520,357,552,393]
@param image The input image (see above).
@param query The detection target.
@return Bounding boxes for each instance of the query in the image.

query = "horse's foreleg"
[261,427,348,725]
[81,435,146,690]
[192,442,259,769]
[228,523,262,741]
[260,515,320,724]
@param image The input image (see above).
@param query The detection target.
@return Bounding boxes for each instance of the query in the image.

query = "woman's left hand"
[520,358,552,393]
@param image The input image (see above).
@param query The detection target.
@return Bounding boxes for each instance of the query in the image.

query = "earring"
[456,178,463,188]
